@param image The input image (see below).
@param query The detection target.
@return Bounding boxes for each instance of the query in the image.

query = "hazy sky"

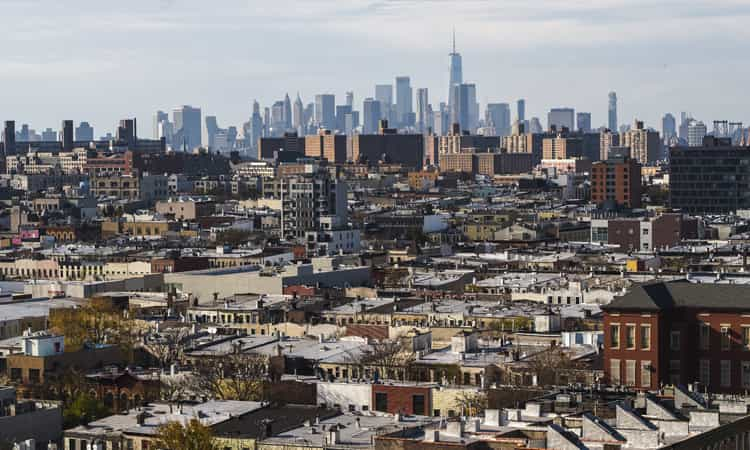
[1,0,749,137]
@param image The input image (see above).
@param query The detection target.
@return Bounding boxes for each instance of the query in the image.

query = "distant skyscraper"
[486,103,511,137]
[173,105,202,150]
[153,110,168,139]
[293,94,304,136]
[117,118,137,148]
[375,84,393,121]
[517,99,526,122]
[466,84,478,132]
[433,105,448,136]
[395,76,413,127]
[335,105,352,133]
[3,121,16,155]
[41,128,57,141]
[608,92,618,131]
[678,112,691,142]
[415,88,429,133]
[271,101,285,135]
[548,108,575,131]
[248,100,264,150]
[205,115,220,149]
[662,113,676,145]
[303,103,314,132]
[529,117,543,134]
[448,30,463,111]
[283,93,292,130]
[263,107,271,137]
[17,124,31,142]
[450,83,478,133]
[314,94,335,130]
[61,120,74,151]
[450,84,466,131]
[576,112,592,133]
[345,91,354,108]
[154,110,174,146]
[688,120,707,147]
[362,98,381,134]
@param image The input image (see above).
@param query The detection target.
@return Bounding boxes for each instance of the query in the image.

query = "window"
[412,394,425,415]
[641,360,651,388]
[640,325,651,350]
[743,326,750,350]
[610,359,621,384]
[742,362,750,389]
[721,326,732,351]
[670,330,681,351]
[669,360,681,385]
[28,369,40,384]
[699,359,711,385]
[721,360,731,388]
[434,409,441,417]
[626,325,636,349]
[625,360,636,386]
[375,392,388,412]
[610,324,620,349]
[699,323,711,350]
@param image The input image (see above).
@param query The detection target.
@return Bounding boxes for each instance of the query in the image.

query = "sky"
[1,0,749,138]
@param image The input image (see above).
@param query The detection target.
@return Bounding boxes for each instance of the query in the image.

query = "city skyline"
[2,0,749,134]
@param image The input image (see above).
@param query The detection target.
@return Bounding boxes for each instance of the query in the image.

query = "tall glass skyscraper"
[448,30,463,111]
[608,92,618,131]
[362,98,381,135]
[314,94,335,130]
[486,103,511,137]
[415,88,429,133]
[173,105,202,151]
[395,76,413,127]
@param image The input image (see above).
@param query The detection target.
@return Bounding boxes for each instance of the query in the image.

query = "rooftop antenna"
[452,27,456,53]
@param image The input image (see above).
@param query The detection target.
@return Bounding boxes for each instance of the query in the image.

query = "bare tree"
[525,347,582,386]
[160,374,196,403]
[348,338,416,381]
[191,353,268,401]
[454,390,488,417]
[145,328,192,369]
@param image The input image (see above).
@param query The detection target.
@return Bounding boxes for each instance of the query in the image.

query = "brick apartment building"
[590,213,700,252]
[603,281,750,393]
[591,153,642,209]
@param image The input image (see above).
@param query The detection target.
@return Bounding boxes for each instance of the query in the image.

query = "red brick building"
[372,384,431,416]
[603,281,750,393]
[591,154,642,209]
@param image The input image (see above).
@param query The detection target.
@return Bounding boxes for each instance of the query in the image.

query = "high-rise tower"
[608,92,618,131]
[448,29,463,111]
[395,76,413,127]
[293,94,304,135]
[517,99,526,122]
[283,93,292,130]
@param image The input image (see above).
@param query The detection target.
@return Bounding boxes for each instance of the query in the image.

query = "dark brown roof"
[602,281,750,312]
[212,404,338,438]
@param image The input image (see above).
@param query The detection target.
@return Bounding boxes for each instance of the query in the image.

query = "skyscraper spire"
[448,29,463,111]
